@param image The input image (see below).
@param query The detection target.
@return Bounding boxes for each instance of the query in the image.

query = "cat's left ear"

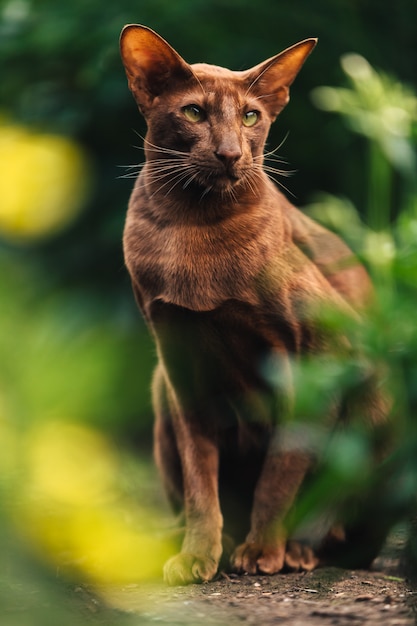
[245,38,317,120]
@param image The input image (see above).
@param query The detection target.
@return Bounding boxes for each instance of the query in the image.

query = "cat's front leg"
[162,412,223,585]
[231,449,317,574]
[150,311,224,585]
[163,515,223,586]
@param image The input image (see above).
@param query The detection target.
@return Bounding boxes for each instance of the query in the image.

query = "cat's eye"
[182,104,206,123]
[242,111,259,127]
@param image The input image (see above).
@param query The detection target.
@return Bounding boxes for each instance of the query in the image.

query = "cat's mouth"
[206,173,241,194]
[218,170,240,184]
[203,163,244,191]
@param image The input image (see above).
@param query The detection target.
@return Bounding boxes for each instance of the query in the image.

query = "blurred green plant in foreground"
[0,253,176,565]
[301,53,417,534]
[0,52,179,619]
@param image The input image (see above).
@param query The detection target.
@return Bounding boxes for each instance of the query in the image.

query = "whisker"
[147,171,194,192]
[225,186,236,204]
[131,130,191,159]
[262,165,296,178]
[238,169,256,197]
[147,165,191,175]
[164,171,198,197]
[253,133,291,164]
[142,137,190,158]
[145,146,188,156]
[267,131,290,152]
[131,163,195,192]
[182,172,200,189]
[266,174,295,198]
[143,159,195,185]
[117,163,144,180]
[200,185,213,202]
[118,172,141,180]
[251,163,296,198]
[263,155,289,165]
[149,167,196,198]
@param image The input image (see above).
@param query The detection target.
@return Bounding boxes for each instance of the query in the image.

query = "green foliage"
[303,55,417,541]
[0,253,155,434]
[1,0,417,618]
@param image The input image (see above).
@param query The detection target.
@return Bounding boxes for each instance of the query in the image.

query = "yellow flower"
[0,122,91,242]
[12,421,176,585]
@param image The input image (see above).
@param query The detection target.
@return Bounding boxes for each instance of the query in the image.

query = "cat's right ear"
[120,24,195,117]
[244,38,317,121]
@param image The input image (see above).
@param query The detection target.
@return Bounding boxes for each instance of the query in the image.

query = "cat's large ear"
[120,24,195,116]
[244,39,317,120]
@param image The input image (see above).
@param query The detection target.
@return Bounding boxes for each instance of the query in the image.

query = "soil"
[89,528,417,626]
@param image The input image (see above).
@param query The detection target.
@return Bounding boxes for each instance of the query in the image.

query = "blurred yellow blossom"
[0,121,91,242]
[8,421,177,585]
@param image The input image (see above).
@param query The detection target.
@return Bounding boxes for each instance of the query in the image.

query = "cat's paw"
[231,540,319,575]
[231,541,286,575]
[163,553,219,586]
[284,540,319,572]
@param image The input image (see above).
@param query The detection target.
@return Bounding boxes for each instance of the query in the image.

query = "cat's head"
[120,25,316,197]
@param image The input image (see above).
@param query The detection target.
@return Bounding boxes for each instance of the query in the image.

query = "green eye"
[242,111,258,127]
[182,104,205,123]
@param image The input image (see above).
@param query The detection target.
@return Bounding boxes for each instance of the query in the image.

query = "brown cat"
[120,24,390,585]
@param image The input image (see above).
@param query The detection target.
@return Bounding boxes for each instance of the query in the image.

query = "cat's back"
[287,202,372,309]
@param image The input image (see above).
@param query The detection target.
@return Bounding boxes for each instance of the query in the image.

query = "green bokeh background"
[0,0,416,622]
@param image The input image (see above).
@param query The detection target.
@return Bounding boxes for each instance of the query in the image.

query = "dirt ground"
[89,528,417,626]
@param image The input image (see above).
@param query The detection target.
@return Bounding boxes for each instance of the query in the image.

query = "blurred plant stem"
[367,141,392,232]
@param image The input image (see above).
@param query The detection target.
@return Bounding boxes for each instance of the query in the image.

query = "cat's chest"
[126,212,272,312]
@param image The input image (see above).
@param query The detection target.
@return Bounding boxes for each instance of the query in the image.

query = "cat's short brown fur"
[120,25,390,585]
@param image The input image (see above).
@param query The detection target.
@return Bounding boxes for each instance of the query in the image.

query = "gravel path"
[91,529,417,626]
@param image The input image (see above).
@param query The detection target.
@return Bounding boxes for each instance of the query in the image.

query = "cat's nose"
[214,146,242,166]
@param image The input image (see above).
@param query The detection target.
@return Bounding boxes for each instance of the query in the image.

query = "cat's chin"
[212,178,239,192]
[199,173,245,196]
